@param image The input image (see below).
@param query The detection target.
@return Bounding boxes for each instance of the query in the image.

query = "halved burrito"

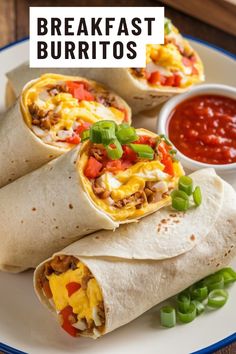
[0,125,183,273]
[0,73,131,187]
[34,169,236,339]
[6,19,204,114]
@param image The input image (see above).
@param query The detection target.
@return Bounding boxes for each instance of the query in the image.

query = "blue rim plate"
[0,36,235,354]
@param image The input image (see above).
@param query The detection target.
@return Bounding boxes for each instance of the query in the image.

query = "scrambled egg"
[22,74,125,134]
[48,262,102,323]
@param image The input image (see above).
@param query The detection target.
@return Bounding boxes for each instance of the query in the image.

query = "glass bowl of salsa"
[157,84,236,178]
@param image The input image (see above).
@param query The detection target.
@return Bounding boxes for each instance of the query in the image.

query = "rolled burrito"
[34,169,236,338]
[0,126,183,273]
[0,73,131,187]
[6,19,204,114]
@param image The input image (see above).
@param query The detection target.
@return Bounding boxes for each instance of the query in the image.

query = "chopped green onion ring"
[177,303,196,323]
[178,176,193,196]
[207,289,228,308]
[81,129,90,142]
[193,186,202,206]
[116,126,138,144]
[171,190,189,201]
[171,196,189,211]
[129,144,154,160]
[90,120,116,144]
[203,273,224,292]
[160,306,176,328]
[190,285,208,301]
[177,292,191,312]
[191,300,205,316]
[216,268,236,285]
[106,139,123,160]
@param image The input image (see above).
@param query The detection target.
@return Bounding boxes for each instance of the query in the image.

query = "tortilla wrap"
[1,73,131,188]
[34,169,236,338]
[0,127,183,273]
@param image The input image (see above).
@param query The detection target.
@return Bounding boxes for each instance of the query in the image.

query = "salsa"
[168,95,236,165]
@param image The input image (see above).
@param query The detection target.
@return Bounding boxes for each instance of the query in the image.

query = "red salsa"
[168,95,236,165]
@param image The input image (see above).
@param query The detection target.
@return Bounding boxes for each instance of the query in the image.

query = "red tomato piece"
[134,136,156,148]
[173,73,182,87]
[182,57,192,67]
[75,122,91,136]
[66,282,81,297]
[163,76,175,87]
[66,81,95,101]
[106,160,123,172]
[66,134,81,145]
[158,142,174,176]
[148,71,161,85]
[122,145,138,162]
[84,157,103,179]
[62,321,78,337]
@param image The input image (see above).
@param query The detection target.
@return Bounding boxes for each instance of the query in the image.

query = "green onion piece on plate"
[177,292,191,312]
[191,300,205,316]
[190,285,208,301]
[160,306,176,328]
[159,134,172,146]
[203,273,224,292]
[207,289,228,308]
[171,190,189,200]
[106,139,123,160]
[81,129,90,142]
[129,144,154,159]
[116,125,138,144]
[216,267,236,285]
[178,176,193,196]
[171,190,190,211]
[177,303,196,323]
[90,120,116,144]
[193,186,202,206]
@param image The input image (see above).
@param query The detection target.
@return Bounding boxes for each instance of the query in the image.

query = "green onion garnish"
[129,144,154,160]
[81,129,90,142]
[90,120,116,144]
[190,286,208,301]
[216,267,236,285]
[164,18,172,35]
[177,292,190,312]
[178,176,193,196]
[202,273,224,292]
[207,289,228,308]
[171,190,189,200]
[159,134,172,146]
[160,306,176,328]
[191,300,205,316]
[177,303,196,323]
[193,186,202,206]
[106,139,123,160]
[116,125,138,144]
[171,190,189,211]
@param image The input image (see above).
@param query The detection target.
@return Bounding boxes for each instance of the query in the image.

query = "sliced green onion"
[207,289,228,308]
[129,144,154,160]
[193,186,202,206]
[177,303,196,323]
[164,18,172,35]
[116,126,138,144]
[178,176,193,196]
[160,306,176,328]
[90,120,116,144]
[203,273,224,292]
[159,134,172,146]
[177,292,190,312]
[171,190,189,200]
[169,149,177,155]
[81,129,90,142]
[191,300,205,316]
[171,190,189,211]
[106,139,123,160]
[216,267,236,285]
[190,286,208,301]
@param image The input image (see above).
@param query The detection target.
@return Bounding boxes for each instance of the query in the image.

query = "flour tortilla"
[34,169,236,337]
[1,74,131,188]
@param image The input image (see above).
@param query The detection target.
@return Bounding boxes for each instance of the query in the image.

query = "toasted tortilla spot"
[190,234,195,241]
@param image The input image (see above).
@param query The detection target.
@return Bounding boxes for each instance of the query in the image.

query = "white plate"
[0,38,235,354]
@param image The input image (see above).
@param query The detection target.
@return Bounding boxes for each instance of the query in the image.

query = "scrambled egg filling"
[22,74,125,144]
[48,262,103,325]
[79,144,184,221]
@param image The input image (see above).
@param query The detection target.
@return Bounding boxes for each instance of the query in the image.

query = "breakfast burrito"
[0,73,131,187]
[34,169,236,339]
[0,125,183,272]
[6,19,204,114]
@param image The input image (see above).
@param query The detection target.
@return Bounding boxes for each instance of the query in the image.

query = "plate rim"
[0,35,235,354]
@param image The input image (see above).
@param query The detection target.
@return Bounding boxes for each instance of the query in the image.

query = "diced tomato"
[134,136,156,148]
[42,280,52,299]
[66,282,81,297]
[122,145,137,162]
[121,160,133,170]
[84,157,103,179]
[66,134,81,145]
[75,122,91,136]
[158,142,174,176]
[62,320,78,337]
[182,57,192,67]
[173,73,182,87]
[160,75,167,86]
[148,71,161,85]
[163,76,175,87]
[66,81,95,101]
[60,306,78,337]
[106,160,123,172]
